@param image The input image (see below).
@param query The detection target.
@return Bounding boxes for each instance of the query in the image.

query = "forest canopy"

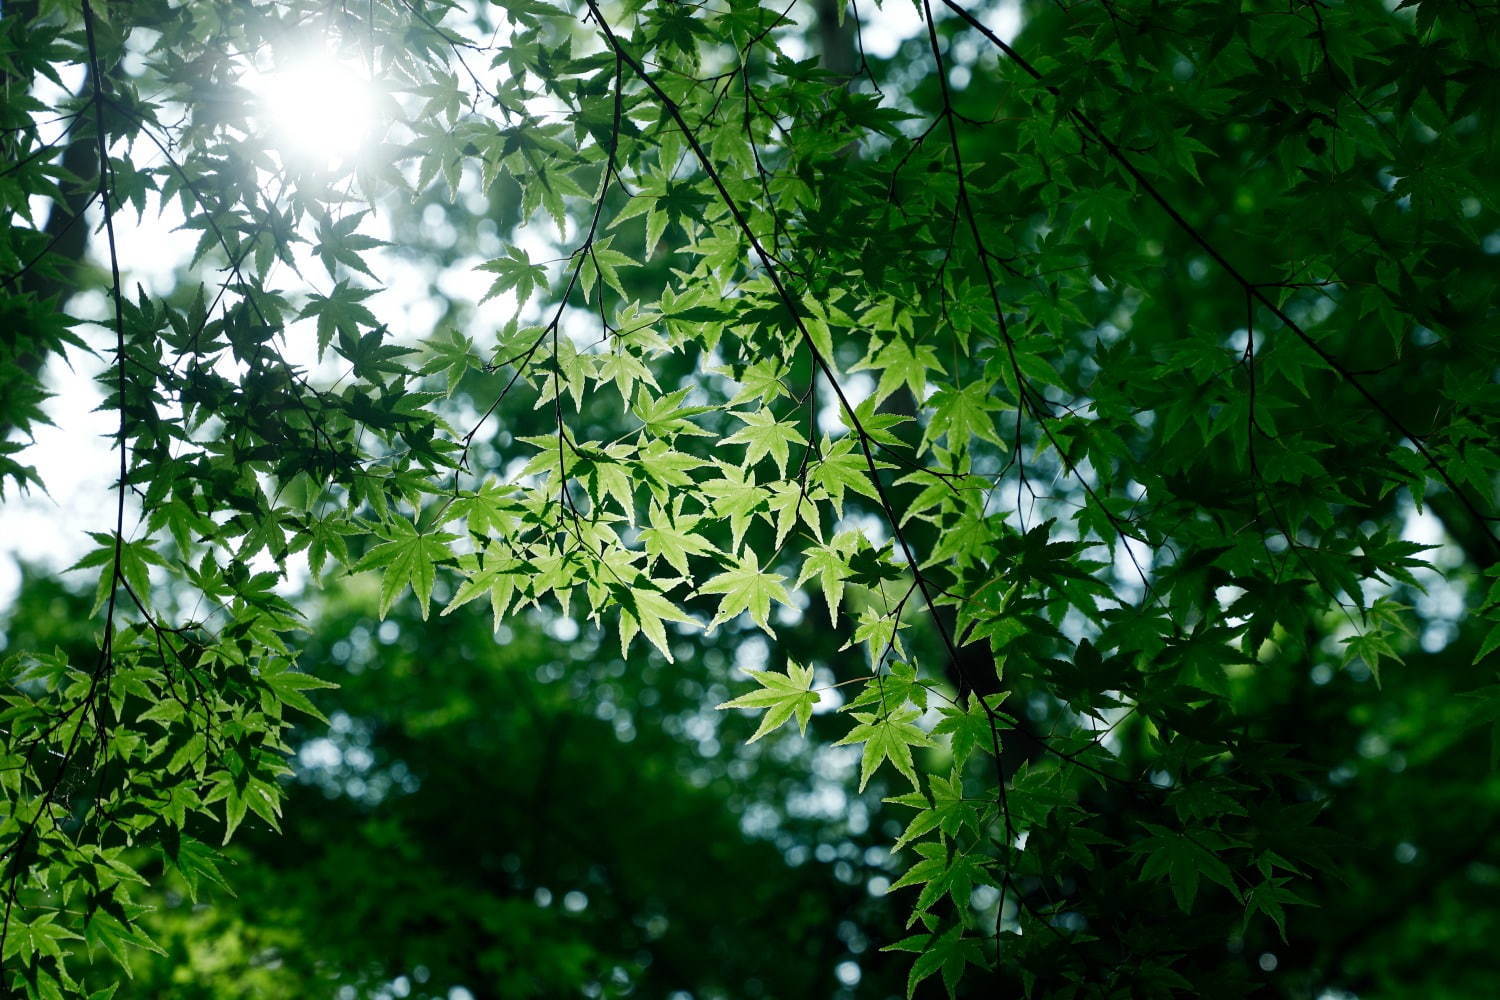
[1,0,1498,997]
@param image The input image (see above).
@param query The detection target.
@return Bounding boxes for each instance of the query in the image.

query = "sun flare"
[253,55,377,168]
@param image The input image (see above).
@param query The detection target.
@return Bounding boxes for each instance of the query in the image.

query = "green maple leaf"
[633,439,708,500]
[843,607,909,667]
[12,912,81,963]
[259,663,339,725]
[477,245,549,305]
[795,535,856,625]
[931,693,1003,768]
[1134,824,1239,913]
[418,329,478,396]
[581,236,637,298]
[1241,877,1309,941]
[85,909,167,968]
[843,660,927,714]
[597,346,658,403]
[763,481,822,548]
[718,358,791,406]
[852,336,944,405]
[835,708,933,791]
[352,520,457,619]
[631,385,715,438]
[1338,597,1412,688]
[921,383,1004,452]
[162,835,233,906]
[314,209,386,279]
[888,840,989,918]
[810,437,887,517]
[301,280,377,360]
[885,768,980,851]
[639,501,716,575]
[699,550,790,634]
[442,550,524,630]
[614,582,696,660]
[721,407,806,477]
[716,660,819,742]
[883,924,986,999]
[699,461,769,551]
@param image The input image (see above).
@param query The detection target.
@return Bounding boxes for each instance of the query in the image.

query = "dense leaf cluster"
[0,0,1497,997]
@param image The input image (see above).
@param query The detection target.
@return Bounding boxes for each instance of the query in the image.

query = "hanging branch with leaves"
[0,0,1496,996]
